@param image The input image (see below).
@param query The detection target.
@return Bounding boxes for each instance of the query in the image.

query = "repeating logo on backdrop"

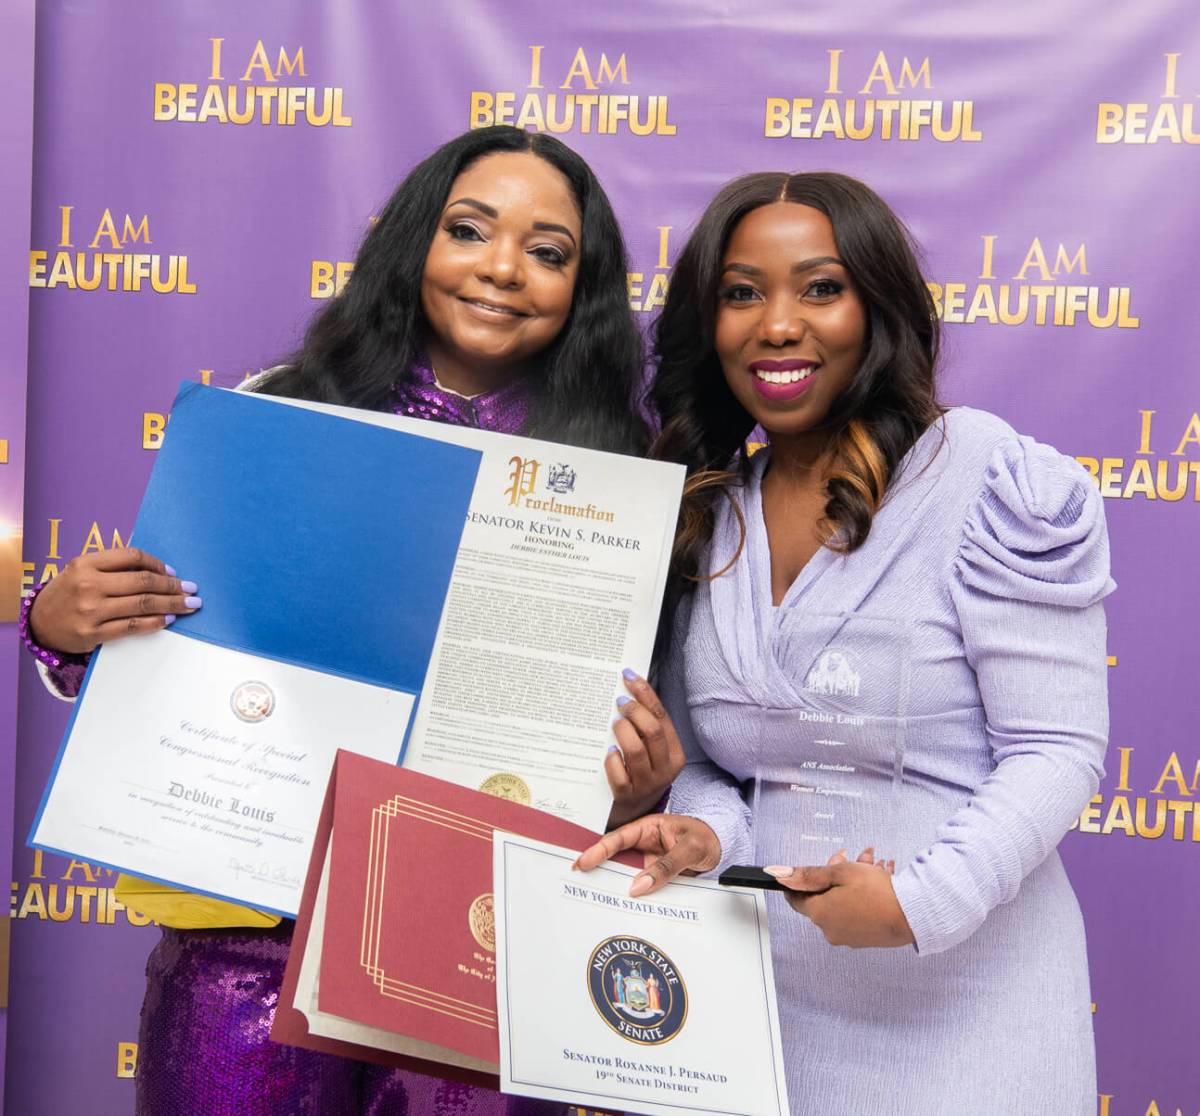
[588,936,687,1045]
[927,234,1138,330]
[469,46,675,136]
[231,681,275,723]
[29,206,196,296]
[765,48,981,142]
[154,37,351,127]
[1076,409,1200,503]
[1097,52,1200,144]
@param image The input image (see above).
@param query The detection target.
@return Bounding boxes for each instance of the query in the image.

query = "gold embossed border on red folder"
[360,795,496,1030]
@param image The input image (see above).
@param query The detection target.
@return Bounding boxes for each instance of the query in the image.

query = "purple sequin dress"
[35,364,597,1115]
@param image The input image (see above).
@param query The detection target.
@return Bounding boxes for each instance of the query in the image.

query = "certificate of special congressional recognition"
[271,395,686,832]
[30,385,481,916]
[493,835,790,1116]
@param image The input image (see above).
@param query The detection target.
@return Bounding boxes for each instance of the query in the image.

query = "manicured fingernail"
[164,614,176,626]
[164,565,176,576]
[607,743,621,754]
[629,874,653,897]
[622,668,639,682]
[180,580,198,594]
[615,695,632,708]
[184,596,203,609]
[763,865,792,878]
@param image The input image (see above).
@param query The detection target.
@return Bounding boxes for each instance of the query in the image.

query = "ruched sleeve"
[662,600,754,875]
[891,436,1115,955]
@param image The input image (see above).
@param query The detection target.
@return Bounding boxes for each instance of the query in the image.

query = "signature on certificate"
[227,856,301,890]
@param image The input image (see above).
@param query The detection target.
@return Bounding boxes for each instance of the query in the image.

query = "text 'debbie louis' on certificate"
[493,834,790,1116]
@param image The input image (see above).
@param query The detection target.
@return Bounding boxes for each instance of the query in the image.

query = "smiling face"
[715,202,867,445]
[420,150,582,393]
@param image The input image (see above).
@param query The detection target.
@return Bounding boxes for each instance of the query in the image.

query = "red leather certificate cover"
[272,749,634,1083]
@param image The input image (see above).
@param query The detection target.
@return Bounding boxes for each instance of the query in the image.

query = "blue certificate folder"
[29,383,482,914]
[132,382,481,691]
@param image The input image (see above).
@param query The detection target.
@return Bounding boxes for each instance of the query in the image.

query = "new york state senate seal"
[478,772,531,805]
[587,935,687,1046]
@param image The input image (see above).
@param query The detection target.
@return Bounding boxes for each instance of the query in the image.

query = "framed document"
[494,833,790,1116]
[272,750,640,1084]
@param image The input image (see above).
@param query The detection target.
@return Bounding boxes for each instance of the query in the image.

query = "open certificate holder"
[271,750,639,1083]
[29,383,481,917]
[495,835,790,1116]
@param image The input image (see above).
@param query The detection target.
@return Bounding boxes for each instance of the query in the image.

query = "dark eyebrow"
[445,199,578,249]
[533,221,577,248]
[722,256,845,277]
[445,197,498,218]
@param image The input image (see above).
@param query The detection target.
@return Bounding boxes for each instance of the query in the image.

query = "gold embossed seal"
[478,773,531,805]
[468,893,495,952]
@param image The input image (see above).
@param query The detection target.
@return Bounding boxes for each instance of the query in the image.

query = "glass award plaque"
[751,612,913,868]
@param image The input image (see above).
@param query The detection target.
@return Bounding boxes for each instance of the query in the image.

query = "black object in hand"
[718,865,787,892]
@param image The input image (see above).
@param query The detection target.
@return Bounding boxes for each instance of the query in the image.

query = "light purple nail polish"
[616,695,632,707]
[607,743,621,754]
[622,668,638,682]
[164,614,176,626]
[164,565,176,577]
[180,580,198,594]
[184,596,202,609]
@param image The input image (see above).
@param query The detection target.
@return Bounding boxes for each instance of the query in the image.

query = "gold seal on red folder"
[468,893,495,952]
[479,773,531,805]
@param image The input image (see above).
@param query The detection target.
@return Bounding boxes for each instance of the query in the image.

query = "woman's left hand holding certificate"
[29,546,201,651]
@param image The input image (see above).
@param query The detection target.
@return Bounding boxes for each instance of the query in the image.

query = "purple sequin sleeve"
[18,580,90,699]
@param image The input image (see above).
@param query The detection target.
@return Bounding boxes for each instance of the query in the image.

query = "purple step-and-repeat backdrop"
[6,2,1198,1113]
[1,0,36,1103]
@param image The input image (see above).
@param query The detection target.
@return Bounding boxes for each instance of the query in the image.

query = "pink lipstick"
[748,359,818,402]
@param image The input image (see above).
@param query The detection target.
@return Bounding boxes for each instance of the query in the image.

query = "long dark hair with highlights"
[259,126,647,455]
[652,171,943,591]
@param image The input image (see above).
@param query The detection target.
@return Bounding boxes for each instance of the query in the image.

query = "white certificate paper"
[493,834,790,1116]
[265,395,686,832]
[32,633,412,915]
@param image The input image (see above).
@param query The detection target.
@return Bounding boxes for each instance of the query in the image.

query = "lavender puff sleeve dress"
[665,407,1113,1116]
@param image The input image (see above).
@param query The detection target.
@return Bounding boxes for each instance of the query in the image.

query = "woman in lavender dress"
[578,173,1112,1114]
[21,127,680,1115]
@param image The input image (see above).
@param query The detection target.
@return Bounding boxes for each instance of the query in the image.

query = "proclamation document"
[493,834,790,1116]
[264,395,686,832]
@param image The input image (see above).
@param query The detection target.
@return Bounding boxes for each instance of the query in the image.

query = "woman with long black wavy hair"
[579,171,1112,1114]
[22,126,678,1114]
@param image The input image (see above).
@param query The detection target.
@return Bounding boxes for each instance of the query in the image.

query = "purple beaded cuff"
[18,580,89,671]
